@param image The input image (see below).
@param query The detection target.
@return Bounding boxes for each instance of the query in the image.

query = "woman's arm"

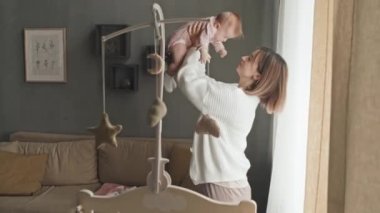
[176,48,214,112]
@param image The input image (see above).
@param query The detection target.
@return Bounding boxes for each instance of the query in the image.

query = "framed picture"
[96,24,131,59]
[110,64,138,91]
[24,28,67,83]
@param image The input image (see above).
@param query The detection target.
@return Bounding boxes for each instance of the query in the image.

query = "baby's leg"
[167,44,187,76]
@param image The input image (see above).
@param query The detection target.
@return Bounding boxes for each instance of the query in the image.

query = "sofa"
[0,131,194,213]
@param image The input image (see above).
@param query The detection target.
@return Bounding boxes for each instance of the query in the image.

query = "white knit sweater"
[176,49,260,185]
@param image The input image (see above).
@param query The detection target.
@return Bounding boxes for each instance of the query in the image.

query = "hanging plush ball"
[147,98,167,127]
[87,112,123,148]
[195,114,220,138]
[147,53,164,75]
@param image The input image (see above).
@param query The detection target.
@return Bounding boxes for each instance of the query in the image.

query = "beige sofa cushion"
[10,131,93,143]
[166,144,197,191]
[0,141,19,152]
[10,131,194,188]
[167,144,192,185]
[16,140,98,186]
[98,137,192,186]
[98,139,157,186]
[0,183,100,213]
[0,151,48,195]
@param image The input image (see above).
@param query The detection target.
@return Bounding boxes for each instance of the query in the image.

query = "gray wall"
[0,0,275,212]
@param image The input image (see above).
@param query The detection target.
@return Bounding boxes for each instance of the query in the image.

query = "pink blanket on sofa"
[95,183,136,196]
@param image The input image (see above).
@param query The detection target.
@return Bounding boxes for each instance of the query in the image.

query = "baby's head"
[214,11,243,41]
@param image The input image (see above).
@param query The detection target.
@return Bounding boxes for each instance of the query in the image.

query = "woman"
[176,47,288,203]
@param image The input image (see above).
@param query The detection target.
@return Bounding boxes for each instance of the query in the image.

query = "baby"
[164,11,243,93]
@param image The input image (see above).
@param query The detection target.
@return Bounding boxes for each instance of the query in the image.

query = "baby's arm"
[199,47,211,63]
[198,24,212,64]
[212,41,227,58]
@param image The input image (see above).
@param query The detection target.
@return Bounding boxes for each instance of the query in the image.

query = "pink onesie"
[167,16,225,53]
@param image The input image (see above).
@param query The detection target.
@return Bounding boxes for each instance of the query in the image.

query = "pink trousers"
[196,183,252,203]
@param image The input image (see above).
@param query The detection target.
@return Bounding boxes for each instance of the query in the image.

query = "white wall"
[267,0,315,212]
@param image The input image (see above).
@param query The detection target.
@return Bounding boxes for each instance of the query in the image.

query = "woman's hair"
[244,47,288,114]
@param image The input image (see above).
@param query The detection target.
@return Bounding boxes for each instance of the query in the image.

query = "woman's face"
[236,53,261,83]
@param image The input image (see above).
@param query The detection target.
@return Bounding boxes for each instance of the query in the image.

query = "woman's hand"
[182,48,202,65]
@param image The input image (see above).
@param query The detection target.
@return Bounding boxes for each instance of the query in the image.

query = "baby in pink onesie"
[164,11,243,92]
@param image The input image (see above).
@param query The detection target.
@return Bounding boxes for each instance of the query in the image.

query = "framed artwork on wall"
[24,28,67,83]
[95,24,131,60]
[110,64,138,91]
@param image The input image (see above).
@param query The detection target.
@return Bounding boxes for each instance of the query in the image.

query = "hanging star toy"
[88,112,123,148]
[87,38,124,149]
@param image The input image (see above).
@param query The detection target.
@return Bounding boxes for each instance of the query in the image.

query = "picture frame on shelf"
[24,28,67,83]
[111,64,138,91]
[96,24,131,59]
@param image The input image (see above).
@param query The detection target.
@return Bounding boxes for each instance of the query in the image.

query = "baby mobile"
[87,2,177,194]
[78,3,257,213]
[87,9,168,149]
[86,2,223,192]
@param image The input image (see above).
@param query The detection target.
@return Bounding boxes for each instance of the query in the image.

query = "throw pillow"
[16,140,98,185]
[0,151,48,195]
